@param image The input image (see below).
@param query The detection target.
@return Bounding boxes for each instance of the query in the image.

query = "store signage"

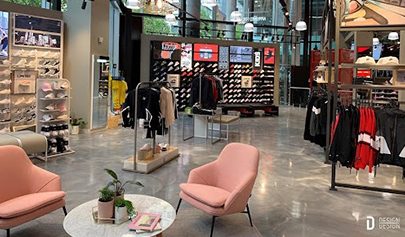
[230,46,253,63]
[193,43,218,62]
[181,43,192,69]
[167,74,180,88]
[152,41,181,60]
[241,76,253,88]
[340,0,405,28]
[254,51,261,68]
[219,46,229,70]
[264,48,275,65]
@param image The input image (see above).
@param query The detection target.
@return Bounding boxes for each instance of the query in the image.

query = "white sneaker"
[45,104,55,110]
[140,144,152,151]
[45,93,55,99]
[56,92,67,98]
[0,127,10,133]
[12,49,25,57]
[26,60,36,68]
[0,98,10,104]
[25,97,36,104]
[0,69,11,77]
[14,97,25,106]
[1,60,10,66]
[27,50,36,57]
[0,80,11,85]
[14,59,27,67]
[57,114,68,120]
[0,50,8,57]
[0,89,10,94]
[42,114,53,122]
[60,82,69,89]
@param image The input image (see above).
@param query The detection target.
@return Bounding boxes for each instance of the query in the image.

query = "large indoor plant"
[98,186,115,219]
[105,169,144,198]
[114,197,135,222]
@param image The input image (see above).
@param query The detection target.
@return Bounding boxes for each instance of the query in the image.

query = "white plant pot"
[71,125,80,135]
[115,206,128,223]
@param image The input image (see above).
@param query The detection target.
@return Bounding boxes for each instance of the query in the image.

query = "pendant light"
[126,0,140,9]
[295,20,307,31]
[244,22,254,32]
[201,0,217,7]
[372,37,380,45]
[388,32,399,41]
[230,10,242,23]
[165,13,177,25]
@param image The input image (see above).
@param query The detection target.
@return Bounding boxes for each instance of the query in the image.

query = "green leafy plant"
[71,117,86,128]
[99,186,114,202]
[114,198,135,215]
[105,169,144,196]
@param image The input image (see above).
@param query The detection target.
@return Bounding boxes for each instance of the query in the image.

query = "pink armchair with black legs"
[176,143,260,237]
[0,146,67,237]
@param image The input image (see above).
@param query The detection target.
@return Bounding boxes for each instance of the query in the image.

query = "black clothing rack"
[127,81,173,172]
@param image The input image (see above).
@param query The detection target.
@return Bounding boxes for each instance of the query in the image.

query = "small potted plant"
[98,186,115,219]
[114,198,135,223]
[70,117,86,135]
[105,169,144,199]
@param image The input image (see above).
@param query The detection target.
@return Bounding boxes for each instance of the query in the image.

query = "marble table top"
[63,194,176,237]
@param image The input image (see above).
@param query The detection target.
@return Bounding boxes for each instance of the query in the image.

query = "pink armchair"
[176,143,259,237]
[0,146,66,237]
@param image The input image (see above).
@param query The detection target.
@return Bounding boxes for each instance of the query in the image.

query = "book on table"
[128,212,161,232]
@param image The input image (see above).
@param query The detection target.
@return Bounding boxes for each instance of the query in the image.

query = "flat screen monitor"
[193,43,218,62]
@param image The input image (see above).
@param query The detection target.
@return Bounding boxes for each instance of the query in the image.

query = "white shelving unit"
[37,78,74,159]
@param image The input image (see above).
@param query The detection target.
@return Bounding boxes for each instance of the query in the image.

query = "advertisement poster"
[219,46,229,70]
[0,11,9,60]
[241,76,253,88]
[254,51,261,68]
[152,41,181,60]
[181,43,192,69]
[167,74,180,88]
[340,0,405,27]
[230,46,253,63]
[193,43,219,62]
[264,48,275,65]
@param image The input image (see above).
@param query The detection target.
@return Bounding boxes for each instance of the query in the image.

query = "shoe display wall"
[37,79,73,157]
[0,64,11,133]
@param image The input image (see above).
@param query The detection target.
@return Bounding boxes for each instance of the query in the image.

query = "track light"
[81,0,87,9]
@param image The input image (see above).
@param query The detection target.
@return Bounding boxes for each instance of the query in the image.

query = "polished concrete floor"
[5,107,405,237]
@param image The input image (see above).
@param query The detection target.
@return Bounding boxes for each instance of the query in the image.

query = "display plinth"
[122,147,179,174]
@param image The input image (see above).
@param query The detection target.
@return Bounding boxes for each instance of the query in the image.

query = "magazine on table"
[128,212,161,232]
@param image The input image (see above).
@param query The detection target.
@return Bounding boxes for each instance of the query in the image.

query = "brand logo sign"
[366,216,400,231]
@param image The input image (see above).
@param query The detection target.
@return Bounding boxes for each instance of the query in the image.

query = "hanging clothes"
[160,86,175,128]
[189,74,223,111]
[111,77,128,111]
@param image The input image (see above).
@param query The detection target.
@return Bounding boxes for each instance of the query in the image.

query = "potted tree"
[105,169,144,199]
[98,186,115,219]
[70,117,86,135]
[114,197,135,223]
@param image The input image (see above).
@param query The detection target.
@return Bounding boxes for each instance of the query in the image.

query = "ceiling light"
[388,32,399,41]
[126,0,140,10]
[295,21,307,31]
[165,13,177,25]
[202,0,217,7]
[373,37,380,45]
[244,22,254,32]
[230,10,242,23]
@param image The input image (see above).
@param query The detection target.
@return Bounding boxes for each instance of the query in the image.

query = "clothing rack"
[127,81,173,172]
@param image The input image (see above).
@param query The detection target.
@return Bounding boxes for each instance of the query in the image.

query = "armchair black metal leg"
[246,203,253,227]
[6,229,10,237]
[176,199,182,214]
[210,216,216,237]
[63,206,68,216]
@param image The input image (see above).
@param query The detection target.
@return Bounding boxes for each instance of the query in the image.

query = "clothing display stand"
[182,74,222,144]
[327,0,405,195]
[122,81,180,174]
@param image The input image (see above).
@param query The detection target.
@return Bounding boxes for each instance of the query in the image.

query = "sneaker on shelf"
[27,50,37,57]
[0,89,11,94]
[0,69,10,77]
[52,81,60,90]
[12,49,25,57]
[58,103,67,112]
[0,50,8,57]
[26,96,36,104]
[60,82,69,89]
[154,145,161,154]
[56,92,67,98]
[41,82,53,92]
[140,144,152,151]
[0,80,11,86]
[42,114,53,122]
[14,59,27,67]
[1,60,10,66]
[45,104,55,110]
[14,97,25,106]
[160,143,168,151]
[0,127,10,133]
[45,93,55,99]
[57,114,68,120]
[26,60,36,68]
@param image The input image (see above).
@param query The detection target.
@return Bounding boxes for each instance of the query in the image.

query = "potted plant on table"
[98,186,115,219]
[105,169,144,199]
[114,197,135,222]
[70,117,86,135]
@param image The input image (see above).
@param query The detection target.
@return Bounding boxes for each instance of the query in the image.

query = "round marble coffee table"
[63,194,176,237]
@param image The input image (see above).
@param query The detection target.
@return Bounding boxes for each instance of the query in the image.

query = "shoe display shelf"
[36,79,74,160]
[0,63,12,133]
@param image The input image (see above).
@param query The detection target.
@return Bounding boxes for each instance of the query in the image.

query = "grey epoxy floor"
[6,107,405,237]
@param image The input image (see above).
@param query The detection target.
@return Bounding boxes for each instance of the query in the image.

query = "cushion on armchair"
[180,183,230,208]
[0,191,65,218]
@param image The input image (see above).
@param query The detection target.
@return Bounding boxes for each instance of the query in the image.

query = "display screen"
[264,48,275,65]
[230,46,252,63]
[193,43,218,62]
[152,41,181,60]
[0,11,9,60]
[14,14,62,33]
